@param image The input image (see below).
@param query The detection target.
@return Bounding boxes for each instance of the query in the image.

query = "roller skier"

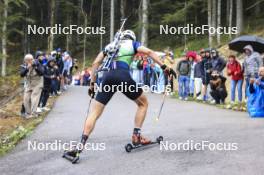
[63,27,176,163]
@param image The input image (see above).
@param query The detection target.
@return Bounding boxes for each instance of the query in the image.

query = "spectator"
[154,63,165,93]
[38,57,56,111]
[81,68,91,86]
[186,51,197,97]
[226,55,244,109]
[137,55,144,86]
[61,52,72,90]
[200,48,213,101]
[130,56,140,84]
[20,54,44,118]
[50,51,60,96]
[177,54,191,100]
[209,71,227,104]
[143,56,151,86]
[243,45,263,99]
[163,49,175,93]
[55,48,64,92]
[210,48,226,74]
[72,71,82,86]
[194,54,203,100]
[247,67,264,117]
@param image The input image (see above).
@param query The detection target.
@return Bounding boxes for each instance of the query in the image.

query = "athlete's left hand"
[88,82,96,98]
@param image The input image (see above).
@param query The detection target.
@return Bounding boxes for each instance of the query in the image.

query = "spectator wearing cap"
[20,54,44,118]
[38,57,57,111]
[210,48,226,75]
[200,48,213,101]
[55,48,64,92]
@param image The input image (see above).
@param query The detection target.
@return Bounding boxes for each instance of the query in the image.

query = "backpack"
[178,61,190,75]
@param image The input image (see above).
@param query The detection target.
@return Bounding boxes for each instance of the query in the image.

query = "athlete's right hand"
[88,82,95,98]
[161,64,177,78]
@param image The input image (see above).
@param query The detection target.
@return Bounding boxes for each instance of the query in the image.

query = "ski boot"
[62,149,80,164]
[125,134,163,152]
[132,133,151,146]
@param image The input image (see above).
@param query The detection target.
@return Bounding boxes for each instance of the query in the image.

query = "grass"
[171,91,247,112]
[0,95,57,156]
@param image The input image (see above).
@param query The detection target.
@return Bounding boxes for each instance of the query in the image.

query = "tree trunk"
[48,0,55,52]
[76,0,81,44]
[236,0,243,36]
[23,5,28,55]
[212,0,217,29]
[229,0,233,39]
[80,0,88,69]
[254,0,260,17]
[208,0,213,47]
[138,1,142,42]
[66,14,71,51]
[100,0,104,50]
[184,0,187,50]
[120,0,126,19]
[217,0,221,46]
[226,0,230,25]
[1,0,8,77]
[141,0,148,47]
[110,0,114,42]
[83,15,87,69]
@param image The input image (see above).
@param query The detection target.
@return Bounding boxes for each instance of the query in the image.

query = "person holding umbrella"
[228,35,264,100]
[243,45,263,99]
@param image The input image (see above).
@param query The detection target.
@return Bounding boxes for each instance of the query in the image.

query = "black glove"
[88,82,95,98]
[161,64,177,78]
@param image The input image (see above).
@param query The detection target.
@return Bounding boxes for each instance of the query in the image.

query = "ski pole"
[155,91,166,122]
[86,97,93,116]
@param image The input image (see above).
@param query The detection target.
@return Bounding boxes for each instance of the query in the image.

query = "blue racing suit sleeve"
[133,41,141,53]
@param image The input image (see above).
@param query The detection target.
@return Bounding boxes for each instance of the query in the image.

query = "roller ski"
[62,149,80,164]
[62,135,88,164]
[125,133,163,152]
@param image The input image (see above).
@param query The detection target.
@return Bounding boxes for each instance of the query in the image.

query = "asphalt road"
[1,86,264,175]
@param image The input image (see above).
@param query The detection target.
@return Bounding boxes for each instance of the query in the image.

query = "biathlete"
[64,30,176,160]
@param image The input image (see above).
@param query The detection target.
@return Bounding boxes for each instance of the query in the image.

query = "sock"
[133,128,141,135]
[77,134,88,153]
[81,134,88,145]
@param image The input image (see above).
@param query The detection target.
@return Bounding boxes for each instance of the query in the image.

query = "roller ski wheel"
[62,150,80,164]
[125,136,163,153]
[125,143,133,152]
[156,136,163,144]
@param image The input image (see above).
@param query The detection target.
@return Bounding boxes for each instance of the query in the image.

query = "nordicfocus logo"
[160,24,238,35]
[94,82,173,93]
[27,24,106,35]
[27,140,106,151]
[160,140,238,151]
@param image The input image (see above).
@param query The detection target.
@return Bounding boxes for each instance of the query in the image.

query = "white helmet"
[121,30,136,41]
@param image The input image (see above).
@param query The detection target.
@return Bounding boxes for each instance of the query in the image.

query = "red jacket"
[227,60,243,80]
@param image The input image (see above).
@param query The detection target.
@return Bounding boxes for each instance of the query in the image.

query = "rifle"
[98,18,128,72]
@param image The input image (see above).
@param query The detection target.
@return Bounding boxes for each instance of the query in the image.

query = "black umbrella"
[228,35,264,53]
